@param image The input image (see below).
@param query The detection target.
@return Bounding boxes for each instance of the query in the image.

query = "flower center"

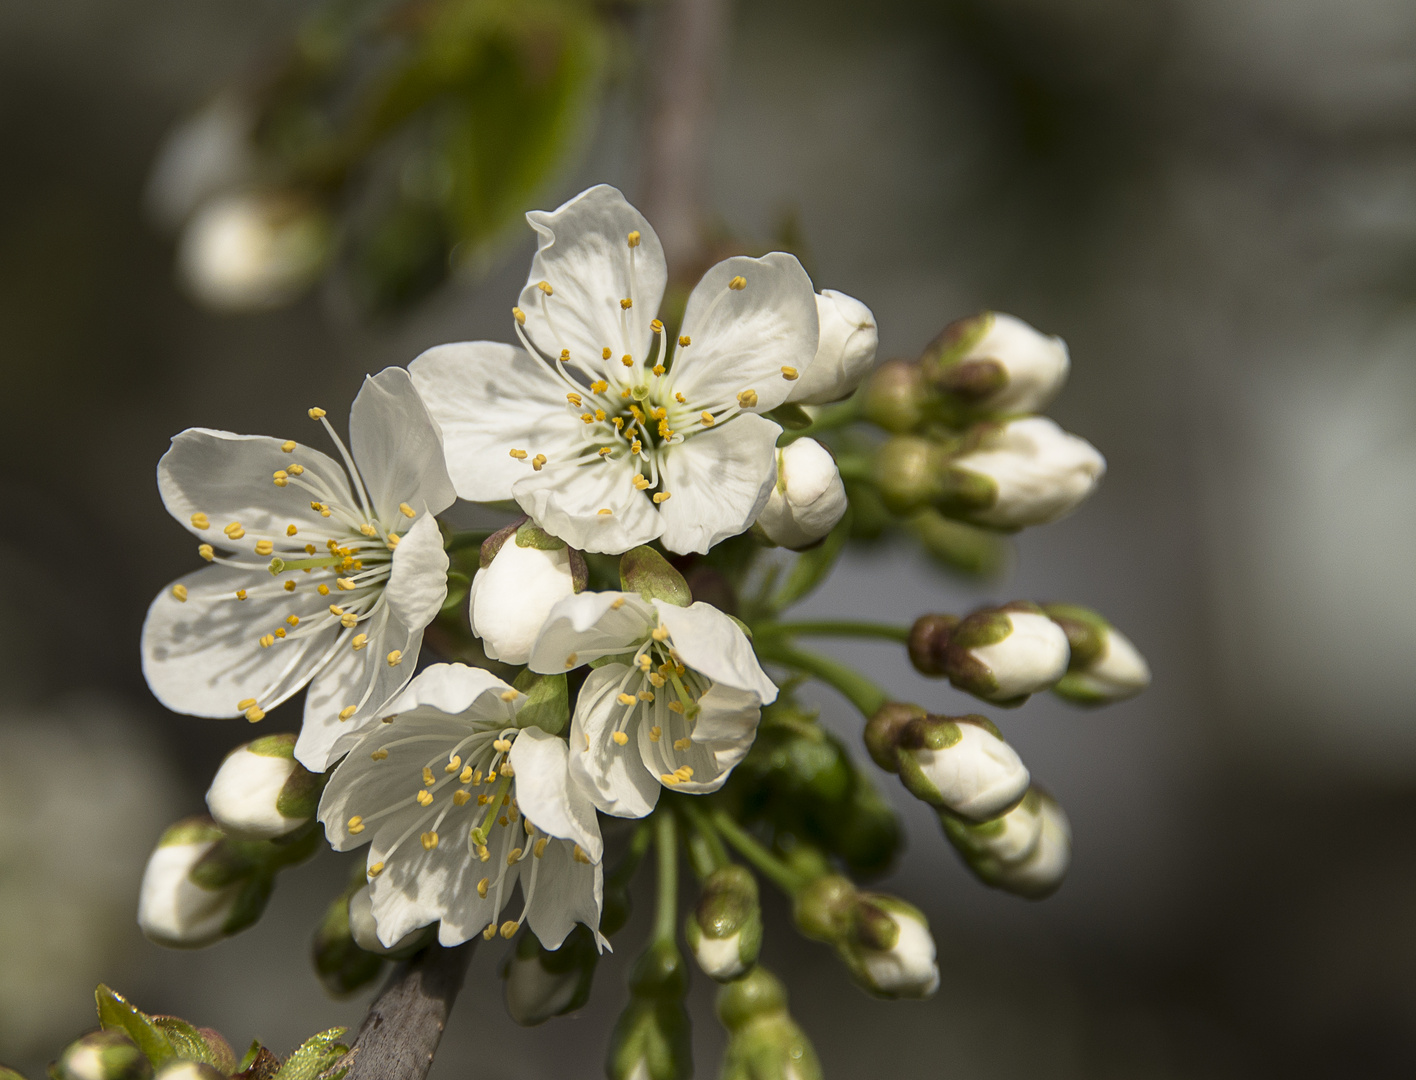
[600,622,707,786]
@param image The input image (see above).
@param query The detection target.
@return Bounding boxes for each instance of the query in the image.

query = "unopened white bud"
[137,819,240,949]
[505,950,583,1025]
[946,416,1105,529]
[470,530,578,665]
[153,1063,226,1080]
[957,792,1072,899]
[755,438,847,550]
[177,191,330,312]
[1057,624,1151,704]
[348,885,426,954]
[962,609,1071,704]
[931,312,1069,415]
[206,733,319,839]
[787,291,878,405]
[852,902,939,999]
[896,716,1030,821]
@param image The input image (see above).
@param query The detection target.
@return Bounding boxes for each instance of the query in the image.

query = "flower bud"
[754,439,847,550]
[1043,604,1151,705]
[176,191,330,312]
[503,925,599,1026]
[911,603,1071,705]
[206,733,323,840]
[470,520,585,665]
[605,941,692,1080]
[941,417,1105,529]
[942,789,1071,899]
[923,312,1069,416]
[347,885,430,956]
[869,708,1029,821]
[137,818,244,949]
[152,1064,226,1080]
[862,359,929,433]
[787,291,878,405]
[684,865,762,981]
[52,1031,153,1080]
[872,435,947,515]
[793,876,938,999]
[717,968,824,1080]
[312,877,385,998]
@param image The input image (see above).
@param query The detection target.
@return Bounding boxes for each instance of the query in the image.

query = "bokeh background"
[5,0,1416,1076]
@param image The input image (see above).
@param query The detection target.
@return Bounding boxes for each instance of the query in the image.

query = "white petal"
[527,591,656,673]
[384,661,519,720]
[654,600,778,703]
[512,453,664,555]
[158,428,353,543]
[510,727,603,860]
[408,341,586,503]
[142,564,338,719]
[470,542,577,665]
[636,686,754,795]
[568,664,661,818]
[349,366,457,522]
[384,512,449,631]
[669,252,818,414]
[523,839,605,951]
[519,185,665,384]
[655,415,782,555]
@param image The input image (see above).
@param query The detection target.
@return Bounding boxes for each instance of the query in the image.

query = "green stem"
[779,396,863,445]
[675,798,730,877]
[755,620,911,644]
[709,810,806,895]
[755,641,889,718]
[653,810,678,945]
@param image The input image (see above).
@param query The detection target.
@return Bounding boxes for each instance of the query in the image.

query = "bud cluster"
[792,874,939,999]
[605,940,693,1080]
[685,865,763,982]
[716,967,823,1080]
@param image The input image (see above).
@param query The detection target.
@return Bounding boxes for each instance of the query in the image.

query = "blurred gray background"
[5,0,1416,1076]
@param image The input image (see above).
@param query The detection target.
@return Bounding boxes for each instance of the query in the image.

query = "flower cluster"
[134,183,1150,1076]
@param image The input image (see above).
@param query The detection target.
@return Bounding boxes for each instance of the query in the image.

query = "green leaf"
[151,1018,215,1067]
[512,669,569,735]
[95,985,176,1067]
[271,1030,348,1080]
[770,511,852,613]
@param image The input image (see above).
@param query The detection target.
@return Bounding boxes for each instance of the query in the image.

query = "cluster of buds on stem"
[605,940,693,1080]
[685,865,763,982]
[716,966,823,1080]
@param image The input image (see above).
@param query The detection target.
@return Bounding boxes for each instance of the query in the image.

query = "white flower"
[318,664,605,950]
[947,416,1105,529]
[932,311,1069,415]
[141,367,457,772]
[205,732,321,840]
[754,437,847,550]
[528,592,778,817]
[1056,624,1151,704]
[850,901,939,999]
[408,184,820,555]
[895,716,1030,822]
[137,819,240,948]
[785,290,878,405]
[177,191,331,312]
[469,523,583,665]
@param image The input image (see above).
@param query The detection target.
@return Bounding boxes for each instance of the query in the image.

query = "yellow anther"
[622,354,634,367]
[494,737,513,752]
[676,766,695,780]
[617,694,637,706]
[284,525,297,538]
[638,690,655,702]
[340,613,357,629]
[224,522,245,539]
[339,706,357,720]
[652,625,670,641]
[237,589,249,601]
[320,507,331,517]
[259,633,275,648]
[630,439,642,453]
[272,471,289,487]
[255,540,274,556]
[483,923,497,940]
[653,364,665,376]
[738,389,758,408]
[329,604,345,616]
[459,764,474,784]
[590,380,609,393]
[729,275,747,290]
[368,861,384,877]
[477,877,490,898]
[452,790,470,806]
[661,773,680,786]
[650,318,663,333]
[674,737,693,751]
[422,767,435,787]
[509,448,529,460]
[246,706,266,723]
[352,634,368,650]
[649,672,666,688]
[581,413,594,424]
[537,280,553,295]
[282,440,296,453]
[534,837,549,858]
[566,392,583,406]
[308,407,326,419]
[565,652,578,668]
[612,730,630,745]
[337,578,357,591]
[444,755,462,774]
[500,920,519,939]
[678,335,691,347]
[358,523,376,537]
[598,508,613,515]
[599,447,613,457]
[668,700,685,714]
[512,307,526,324]
[237,697,257,710]
[385,533,400,551]
[421,831,439,850]
[417,790,433,806]
[637,653,652,670]
[633,474,650,490]
[611,597,625,609]
[477,794,491,806]
[311,501,323,512]
[651,406,665,420]
[190,513,209,530]
[198,543,215,561]
[630,405,645,423]
[531,454,546,471]
[560,349,570,362]
[398,502,416,519]
[649,726,662,742]
[274,628,286,639]
[573,845,591,864]
[371,748,388,761]
[317,584,330,596]
[499,689,519,703]
[781,366,799,380]
[477,844,491,862]
[602,347,612,360]
[653,491,672,504]
[620,297,633,309]
[628,230,641,248]
[506,848,522,866]
[595,408,606,421]
[348,815,364,833]
[304,544,317,555]
[286,614,300,627]
[171,584,188,603]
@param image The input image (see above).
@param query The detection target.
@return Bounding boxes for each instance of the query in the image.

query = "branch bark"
[338,943,475,1080]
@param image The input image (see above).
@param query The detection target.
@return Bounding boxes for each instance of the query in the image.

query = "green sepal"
[275,765,327,822]
[590,652,635,669]
[95,986,176,1067]
[269,1030,348,1080]
[764,403,813,430]
[514,521,566,551]
[619,547,691,607]
[243,734,295,759]
[151,1020,233,1073]
[479,519,523,569]
[511,669,569,735]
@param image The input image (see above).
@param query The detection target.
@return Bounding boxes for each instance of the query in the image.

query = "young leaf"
[150,1018,217,1068]
[271,1030,348,1080]
[511,669,569,735]
[95,985,175,1067]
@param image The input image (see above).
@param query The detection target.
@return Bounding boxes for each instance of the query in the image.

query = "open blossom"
[528,592,778,817]
[141,368,456,771]
[319,664,605,950]
[409,184,820,555]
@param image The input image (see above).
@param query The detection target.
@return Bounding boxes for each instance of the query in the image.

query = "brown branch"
[338,943,475,1080]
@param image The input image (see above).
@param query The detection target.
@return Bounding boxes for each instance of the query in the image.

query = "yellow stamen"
[653,364,665,376]
[532,454,546,471]
[573,845,590,864]
[620,297,633,309]
[679,335,691,347]
[661,773,680,786]
[738,389,758,408]
[369,861,384,877]
[190,513,209,530]
[565,652,578,668]
[337,578,357,591]
[598,508,613,515]
[352,634,368,650]
[422,767,435,787]
[649,726,662,741]
[627,231,641,248]
[512,307,526,324]
[500,920,518,939]
[272,470,289,487]
[245,706,265,723]
[611,597,625,609]
[612,731,630,745]
[286,614,300,627]
[286,524,298,537]
[199,543,215,561]
[674,737,693,751]
[653,491,672,504]
[237,590,248,601]
[602,347,612,360]
[453,790,471,806]
[638,690,655,702]
[633,473,650,490]
[509,448,529,460]
[171,584,188,602]
[566,392,583,406]
[400,502,416,518]
[359,523,378,537]
[308,407,326,419]
[421,831,439,850]
[274,628,286,638]
[347,815,364,833]
[339,706,356,720]
[460,765,474,783]
[781,366,799,380]
[668,701,685,715]
[254,539,274,556]
[371,749,388,761]
[387,650,403,666]
[729,275,747,290]
[224,522,245,539]
[259,633,275,647]
[590,380,609,393]
[617,694,637,706]
[537,280,553,295]
[535,837,548,858]
[317,584,330,596]
[622,354,634,367]
[282,440,296,453]
[477,877,490,898]
[417,790,433,806]
[700,412,715,426]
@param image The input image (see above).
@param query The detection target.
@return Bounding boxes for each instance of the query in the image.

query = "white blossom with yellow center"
[319,664,605,950]
[408,184,820,556]
[141,368,456,771]
[528,592,778,818]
